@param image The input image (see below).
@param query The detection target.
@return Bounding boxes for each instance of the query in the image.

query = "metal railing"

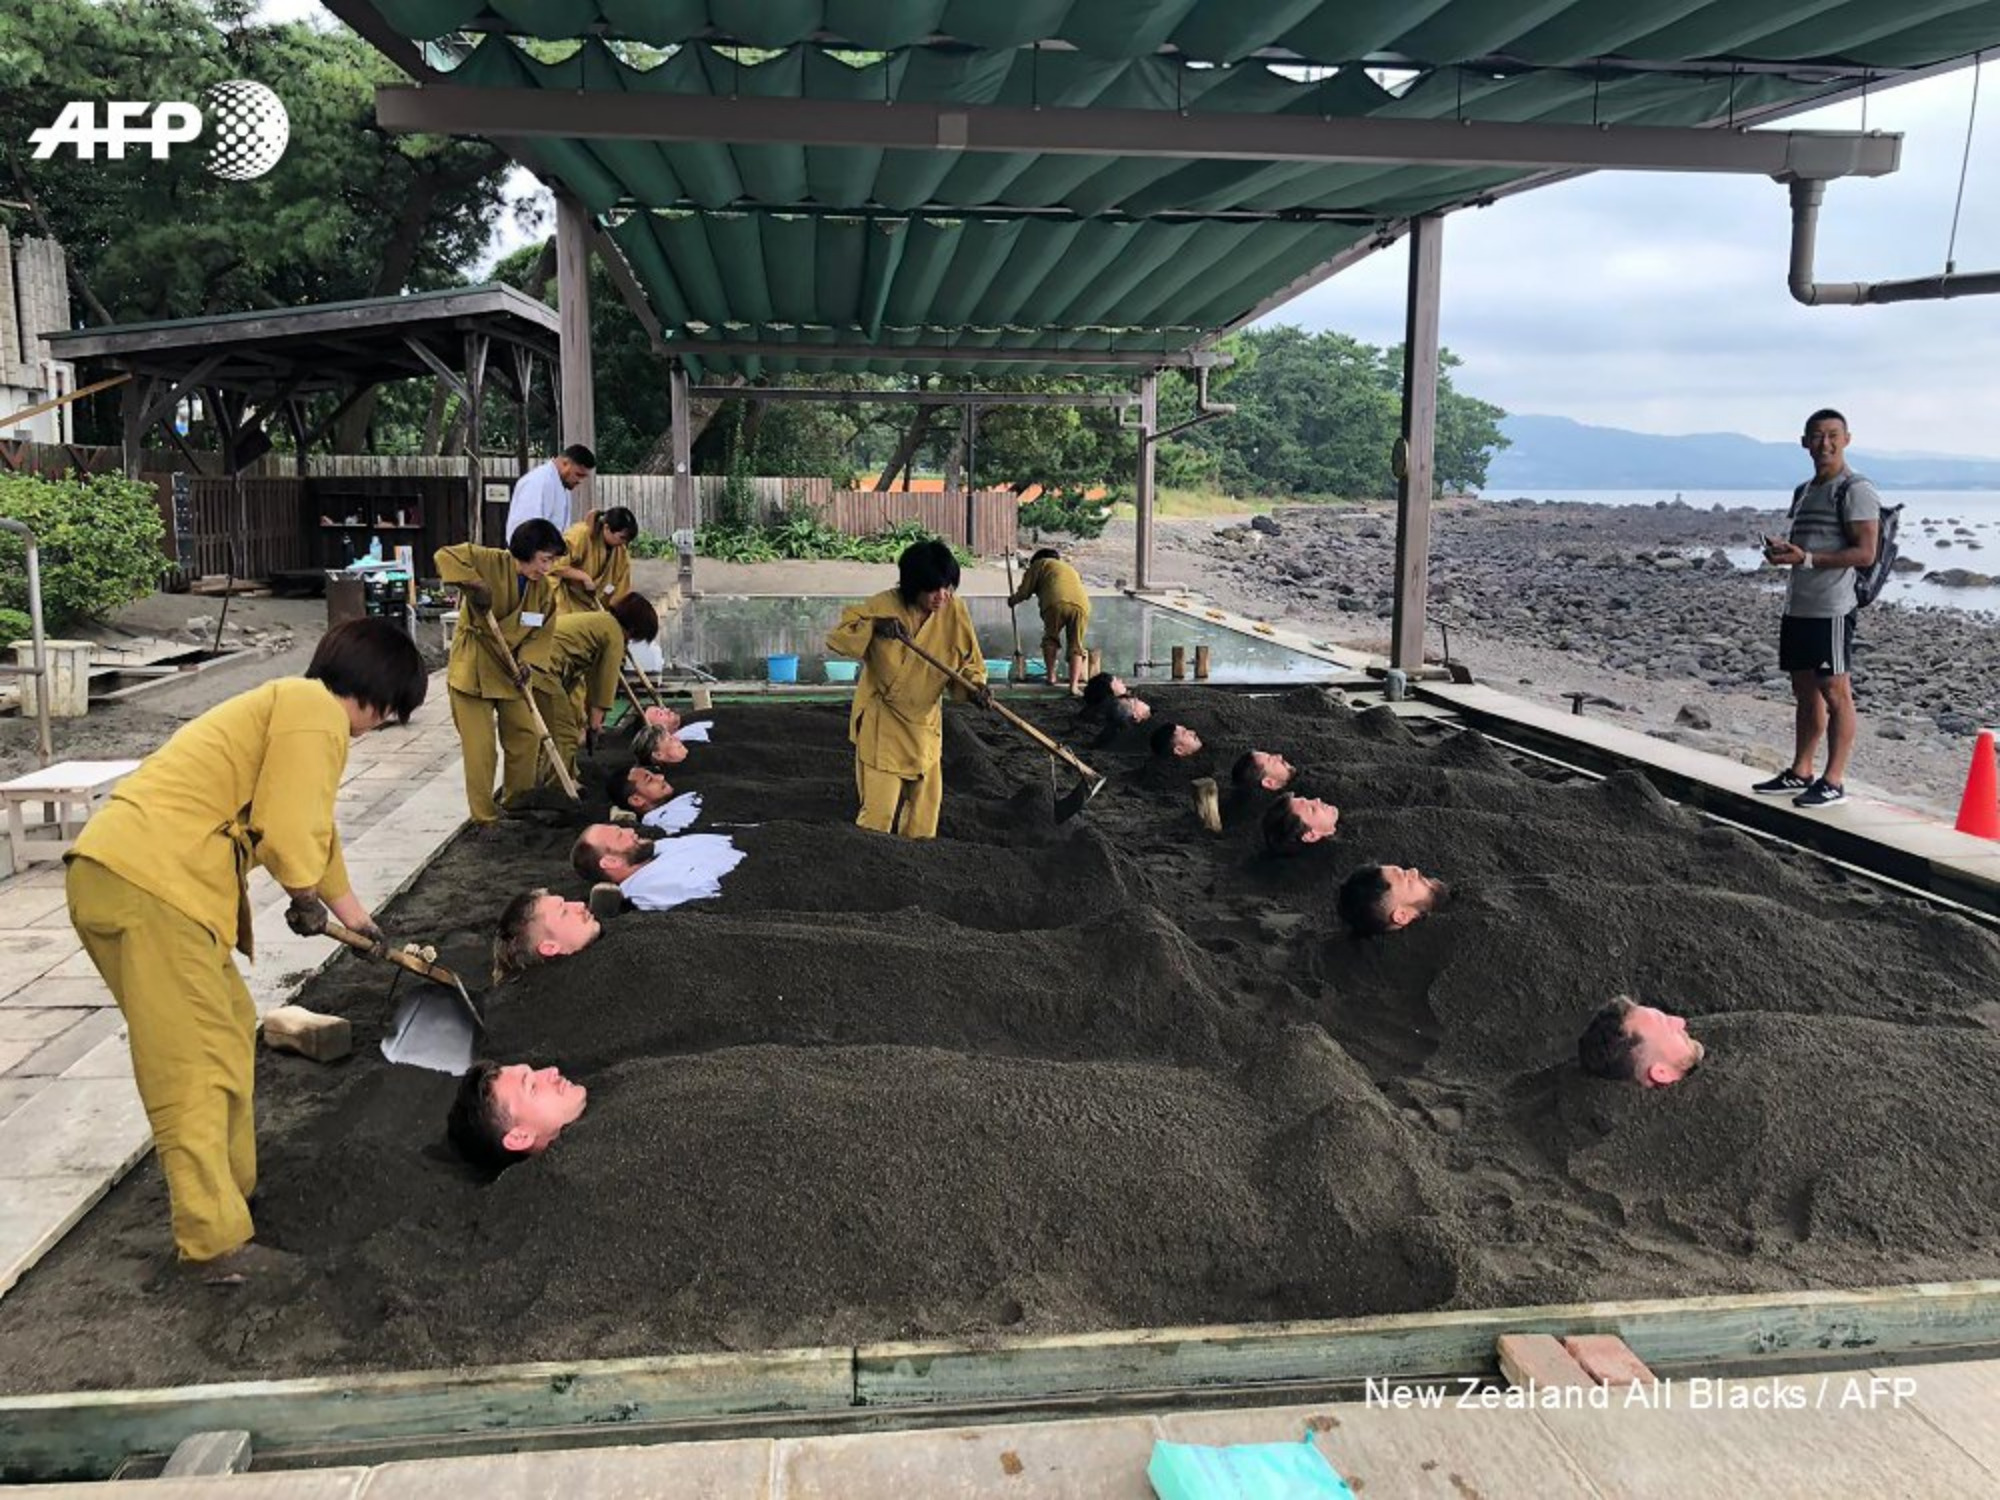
[0,516,54,766]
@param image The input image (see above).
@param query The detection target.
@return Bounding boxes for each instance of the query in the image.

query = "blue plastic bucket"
[982,658,1012,678]
[766,653,800,684]
[824,659,860,684]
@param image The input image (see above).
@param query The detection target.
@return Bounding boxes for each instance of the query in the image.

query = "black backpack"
[1789,474,1901,608]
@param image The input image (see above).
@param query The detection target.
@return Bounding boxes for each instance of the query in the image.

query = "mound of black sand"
[6,684,2000,1393]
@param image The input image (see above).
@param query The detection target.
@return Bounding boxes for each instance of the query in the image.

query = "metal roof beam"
[607,201,1385,226]
[667,341,1226,369]
[377,86,1901,179]
[689,386,1137,407]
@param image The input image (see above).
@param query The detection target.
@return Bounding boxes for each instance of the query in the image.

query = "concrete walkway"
[9,1358,1999,1496]
[0,670,467,1298]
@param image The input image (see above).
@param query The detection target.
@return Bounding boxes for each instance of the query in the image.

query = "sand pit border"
[7,1280,1999,1481]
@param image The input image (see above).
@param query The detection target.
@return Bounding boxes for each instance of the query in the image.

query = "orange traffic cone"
[1954,729,2000,839]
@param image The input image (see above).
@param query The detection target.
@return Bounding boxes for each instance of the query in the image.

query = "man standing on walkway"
[503,443,595,542]
[1754,409,1881,809]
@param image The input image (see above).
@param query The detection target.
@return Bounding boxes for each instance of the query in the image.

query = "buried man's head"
[1109,695,1153,727]
[1337,863,1450,935]
[493,887,602,980]
[1262,792,1340,856]
[1578,996,1708,1088]
[606,762,673,814]
[447,1060,589,1172]
[1081,672,1128,709]
[1233,748,1295,793]
[636,724,689,767]
[1150,722,1203,759]
[571,823,655,883]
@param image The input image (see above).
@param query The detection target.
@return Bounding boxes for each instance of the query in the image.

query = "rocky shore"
[1073,500,2000,813]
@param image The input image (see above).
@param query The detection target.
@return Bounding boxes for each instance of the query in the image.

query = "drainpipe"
[0,517,54,767]
[1153,365,1237,443]
[1788,178,2000,305]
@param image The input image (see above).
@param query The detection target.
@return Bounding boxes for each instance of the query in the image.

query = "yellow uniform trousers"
[449,686,543,822]
[1040,601,1089,659]
[66,857,257,1263]
[854,755,944,840]
[532,680,592,783]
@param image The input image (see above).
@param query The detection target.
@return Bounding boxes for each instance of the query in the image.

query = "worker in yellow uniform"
[1009,545,1091,695]
[556,505,638,612]
[436,518,566,824]
[826,539,987,839]
[531,593,660,783]
[65,619,428,1284]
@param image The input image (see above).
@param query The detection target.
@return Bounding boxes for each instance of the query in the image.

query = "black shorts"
[1779,612,1856,677]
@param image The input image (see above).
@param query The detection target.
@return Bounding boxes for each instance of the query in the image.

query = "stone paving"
[0,671,467,1299]
[8,1358,2000,1495]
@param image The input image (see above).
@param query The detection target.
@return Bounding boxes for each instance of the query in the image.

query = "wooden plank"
[1389,212,1441,671]
[0,1346,854,1483]
[1885,1359,2000,1477]
[855,1280,2000,1407]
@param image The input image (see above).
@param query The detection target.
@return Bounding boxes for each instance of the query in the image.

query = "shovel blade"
[1054,775,1107,824]
[381,986,479,1076]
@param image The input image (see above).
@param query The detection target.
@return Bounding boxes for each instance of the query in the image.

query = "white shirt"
[505,460,570,541]
[619,833,743,911]
[676,720,713,744]
[641,791,703,834]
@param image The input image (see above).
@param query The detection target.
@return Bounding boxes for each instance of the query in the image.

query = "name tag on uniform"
[519,611,546,628]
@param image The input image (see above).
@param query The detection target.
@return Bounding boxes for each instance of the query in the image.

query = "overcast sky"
[270,3,1996,456]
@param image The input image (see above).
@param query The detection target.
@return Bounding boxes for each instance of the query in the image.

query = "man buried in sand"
[1080,671,1128,715]
[1577,996,1707,1087]
[605,763,702,833]
[1338,863,1450,936]
[1094,694,1154,751]
[1261,792,1341,855]
[492,887,602,982]
[1150,722,1203,759]
[1234,749,1296,794]
[447,1060,588,1173]
[571,823,745,912]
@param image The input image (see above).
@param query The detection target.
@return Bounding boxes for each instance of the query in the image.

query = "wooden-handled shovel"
[893,630,1105,822]
[457,594,580,801]
[326,919,484,1075]
[1002,552,1029,684]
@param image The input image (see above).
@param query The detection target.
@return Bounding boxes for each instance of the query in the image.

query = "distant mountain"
[1483,414,2000,491]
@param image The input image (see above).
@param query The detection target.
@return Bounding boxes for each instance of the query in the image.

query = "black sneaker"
[1751,770,1813,795]
[1793,778,1847,809]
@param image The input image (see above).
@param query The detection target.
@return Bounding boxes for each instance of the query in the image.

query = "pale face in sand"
[1626,1004,1707,1088]
[1122,697,1153,725]
[530,893,600,959]
[1289,795,1339,841]
[491,1063,588,1153]
[1381,864,1448,928]
[646,733,689,767]
[642,705,681,734]
[588,823,653,882]
[1247,750,1294,791]
[1165,724,1202,758]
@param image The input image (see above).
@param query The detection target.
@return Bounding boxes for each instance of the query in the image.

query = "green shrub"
[0,607,31,642]
[683,507,974,568]
[1018,489,1110,540]
[0,473,167,629]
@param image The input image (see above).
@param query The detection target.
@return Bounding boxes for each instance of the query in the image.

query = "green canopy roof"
[339,1,2000,377]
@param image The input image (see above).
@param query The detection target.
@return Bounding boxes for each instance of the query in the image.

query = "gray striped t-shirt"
[1785,470,1881,618]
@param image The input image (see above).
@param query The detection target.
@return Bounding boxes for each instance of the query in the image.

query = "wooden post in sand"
[1194,645,1210,680]
[1171,645,1186,680]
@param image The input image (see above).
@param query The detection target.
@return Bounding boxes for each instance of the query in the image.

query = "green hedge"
[0,472,167,631]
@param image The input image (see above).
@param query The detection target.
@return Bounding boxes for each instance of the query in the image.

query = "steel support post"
[1391,214,1443,672]
[1133,372,1158,592]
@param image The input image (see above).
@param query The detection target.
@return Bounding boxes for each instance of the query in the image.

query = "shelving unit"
[314,485,425,569]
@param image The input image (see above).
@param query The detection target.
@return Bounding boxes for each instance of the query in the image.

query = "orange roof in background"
[855,474,1109,502]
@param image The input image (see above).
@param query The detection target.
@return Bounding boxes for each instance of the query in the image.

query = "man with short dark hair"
[1009,546,1091,695]
[447,1060,589,1172]
[1261,792,1339,856]
[1337,863,1448,935]
[1232,749,1295,794]
[504,443,597,542]
[1080,672,1127,713]
[1754,409,1881,809]
[1577,996,1707,1087]
[1150,722,1202,759]
[604,763,702,833]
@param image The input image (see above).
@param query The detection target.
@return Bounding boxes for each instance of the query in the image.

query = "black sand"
[3,689,2000,1393]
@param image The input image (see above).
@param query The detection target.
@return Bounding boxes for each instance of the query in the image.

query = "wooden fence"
[181,477,311,578]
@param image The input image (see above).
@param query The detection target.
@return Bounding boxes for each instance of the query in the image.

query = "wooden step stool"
[0,759,143,869]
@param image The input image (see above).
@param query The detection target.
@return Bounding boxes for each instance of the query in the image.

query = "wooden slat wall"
[184,478,310,578]
[823,489,1018,555]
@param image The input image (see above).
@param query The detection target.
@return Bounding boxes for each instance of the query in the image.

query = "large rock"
[1925,568,1994,588]
[1250,514,1282,536]
[1675,703,1713,730]
[1891,557,1924,574]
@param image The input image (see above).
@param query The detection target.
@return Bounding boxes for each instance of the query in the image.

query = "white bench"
[0,759,143,869]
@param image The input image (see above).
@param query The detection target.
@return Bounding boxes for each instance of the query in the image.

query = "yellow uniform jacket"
[827,589,985,776]
[436,543,560,697]
[72,678,354,958]
[536,612,625,711]
[559,514,633,611]
[1012,555,1090,620]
